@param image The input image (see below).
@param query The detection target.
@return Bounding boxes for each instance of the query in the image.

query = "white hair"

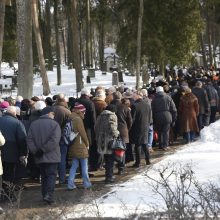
[6,106,17,116]
[57,93,65,99]
[141,89,148,96]
[16,95,23,102]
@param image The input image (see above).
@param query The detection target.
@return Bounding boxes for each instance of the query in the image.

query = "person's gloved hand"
[35,149,44,158]
[19,156,28,167]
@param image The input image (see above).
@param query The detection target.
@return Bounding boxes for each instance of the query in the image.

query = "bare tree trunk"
[32,0,51,95]
[207,10,213,67]
[16,0,33,98]
[99,22,105,71]
[200,32,207,68]
[86,0,91,67]
[70,0,83,93]
[45,0,53,71]
[0,0,6,78]
[136,0,143,89]
[54,0,61,85]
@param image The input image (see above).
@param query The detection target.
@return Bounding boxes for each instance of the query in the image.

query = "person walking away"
[192,81,210,131]
[0,106,28,186]
[53,94,71,184]
[0,131,5,214]
[67,103,91,190]
[111,91,132,174]
[204,79,219,123]
[129,90,152,167]
[179,86,199,144]
[151,86,177,150]
[26,106,61,204]
[77,88,97,172]
[95,104,119,183]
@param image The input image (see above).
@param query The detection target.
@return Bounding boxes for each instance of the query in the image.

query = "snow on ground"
[2,64,220,218]
[1,63,137,98]
[66,121,220,219]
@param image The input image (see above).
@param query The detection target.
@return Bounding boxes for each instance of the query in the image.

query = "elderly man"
[129,90,152,167]
[151,86,177,150]
[0,106,28,184]
[27,106,61,204]
[53,93,71,185]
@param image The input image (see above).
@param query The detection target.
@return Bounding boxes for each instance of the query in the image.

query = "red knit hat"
[73,102,86,113]
[0,101,9,109]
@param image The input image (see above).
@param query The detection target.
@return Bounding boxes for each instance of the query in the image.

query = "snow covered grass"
[65,120,220,219]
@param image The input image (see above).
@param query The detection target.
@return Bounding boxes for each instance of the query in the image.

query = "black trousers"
[157,123,171,148]
[2,162,17,183]
[104,154,114,180]
[134,144,150,165]
[39,163,58,200]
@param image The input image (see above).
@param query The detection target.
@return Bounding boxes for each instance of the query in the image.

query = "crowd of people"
[0,67,219,205]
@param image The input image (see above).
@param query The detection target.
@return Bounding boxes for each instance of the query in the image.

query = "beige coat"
[0,131,6,175]
[68,112,89,159]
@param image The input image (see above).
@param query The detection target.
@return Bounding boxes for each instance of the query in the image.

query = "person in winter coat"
[77,88,97,172]
[192,81,210,131]
[93,89,107,117]
[0,106,28,184]
[26,106,61,204]
[129,90,152,167]
[95,104,119,183]
[151,86,177,150]
[0,131,5,203]
[67,103,91,190]
[141,89,154,152]
[28,100,47,180]
[204,79,219,123]
[111,91,132,174]
[53,94,71,184]
[179,86,199,144]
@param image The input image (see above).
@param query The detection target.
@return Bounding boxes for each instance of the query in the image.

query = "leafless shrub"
[141,162,220,220]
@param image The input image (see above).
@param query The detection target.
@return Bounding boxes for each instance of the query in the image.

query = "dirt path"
[1,139,186,219]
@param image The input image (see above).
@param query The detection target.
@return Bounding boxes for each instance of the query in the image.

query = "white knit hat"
[34,100,46,110]
[156,86,164,93]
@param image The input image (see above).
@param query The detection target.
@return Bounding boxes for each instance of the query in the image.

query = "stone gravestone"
[118,71,124,83]
[88,68,95,78]
[142,64,150,85]
[112,71,119,86]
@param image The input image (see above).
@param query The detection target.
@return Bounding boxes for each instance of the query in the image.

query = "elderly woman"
[179,86,199,144]
[95,104,119,183]
[67,103,91,190]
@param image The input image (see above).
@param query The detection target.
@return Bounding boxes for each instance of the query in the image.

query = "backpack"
[62,119,78,146]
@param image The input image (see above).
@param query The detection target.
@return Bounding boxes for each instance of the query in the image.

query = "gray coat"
[95,110,119,156]
[192,87,210,114]
[151,92,177,131]
[26,115,61,164]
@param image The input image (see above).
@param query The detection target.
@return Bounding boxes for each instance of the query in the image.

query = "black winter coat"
[0,113,27,163]
[129,98,152,145]
[78,95,96,130]
[111,99,132,143]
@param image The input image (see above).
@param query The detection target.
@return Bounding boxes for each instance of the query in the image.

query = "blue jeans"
[148,125,153,147]
[184,131,195,143]
[58,140,68,183]
[68,158,91,189]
